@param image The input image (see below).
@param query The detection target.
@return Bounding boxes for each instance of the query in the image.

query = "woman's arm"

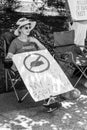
[6,39,17,59]
[30,37,46,50]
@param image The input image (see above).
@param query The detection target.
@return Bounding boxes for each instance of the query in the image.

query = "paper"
[67,0,87,21]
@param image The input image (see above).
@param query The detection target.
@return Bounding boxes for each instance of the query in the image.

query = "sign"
[24,53,50,73]
[12,50,74,102]
[67,0,87,21]
[71,21,87,46]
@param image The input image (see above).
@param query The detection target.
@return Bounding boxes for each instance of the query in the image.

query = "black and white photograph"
[0,0,87,129]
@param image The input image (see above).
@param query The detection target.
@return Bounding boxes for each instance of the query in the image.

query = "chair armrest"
[54,51,74,65]
[76,45,87,56]
[65,52,76,62]
[3,59,13,69]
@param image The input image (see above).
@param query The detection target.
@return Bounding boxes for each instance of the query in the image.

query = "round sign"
[23,53,50,73]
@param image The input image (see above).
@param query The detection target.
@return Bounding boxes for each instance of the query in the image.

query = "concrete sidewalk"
[0,86,87,130]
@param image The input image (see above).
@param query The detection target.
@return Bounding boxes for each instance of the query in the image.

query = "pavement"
[0,80,87,130]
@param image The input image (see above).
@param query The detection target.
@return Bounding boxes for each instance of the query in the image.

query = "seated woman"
[6,17,45,58]
[6,17,61,112]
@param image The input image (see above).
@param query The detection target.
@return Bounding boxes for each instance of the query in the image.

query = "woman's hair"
[18,26,23,35]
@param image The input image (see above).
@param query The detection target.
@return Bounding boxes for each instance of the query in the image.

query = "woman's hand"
[29,37,46,50]
[6,52,13,59]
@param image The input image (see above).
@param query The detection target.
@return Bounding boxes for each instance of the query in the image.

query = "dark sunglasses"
[24,26,31,30]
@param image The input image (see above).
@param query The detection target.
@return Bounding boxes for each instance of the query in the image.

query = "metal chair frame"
[2,39,30,102]
[54,48,87,88]
[66,51,87,88]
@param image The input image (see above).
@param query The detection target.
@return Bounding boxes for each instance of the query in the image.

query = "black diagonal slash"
[30,55,42,70]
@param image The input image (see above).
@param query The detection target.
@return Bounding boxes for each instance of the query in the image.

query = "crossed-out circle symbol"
[24,53,50,73]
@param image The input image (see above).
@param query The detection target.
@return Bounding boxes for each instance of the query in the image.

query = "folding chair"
[0,32,16,91]
[0,32,29,103]
[53,30,87,87]
[66,51,87,87]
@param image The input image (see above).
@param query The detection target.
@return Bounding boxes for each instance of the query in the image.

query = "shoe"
[47,107,58,113]
[43,101,62,113]
[47,102,62,113]
[43,96,56,106]
[43,101,61,108]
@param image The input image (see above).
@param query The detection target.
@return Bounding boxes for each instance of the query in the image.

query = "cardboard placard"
[12,50,74,102]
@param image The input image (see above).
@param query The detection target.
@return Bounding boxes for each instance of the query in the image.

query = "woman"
[6,17,60,112]
[6,17,45,58]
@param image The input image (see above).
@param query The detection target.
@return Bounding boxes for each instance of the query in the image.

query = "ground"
[1,58,87,130]
[0,81,87,130]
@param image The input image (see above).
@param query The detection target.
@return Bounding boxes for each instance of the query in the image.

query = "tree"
[4,0,20,11]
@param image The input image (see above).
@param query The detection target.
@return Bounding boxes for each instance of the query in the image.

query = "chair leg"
[12,85,21,102]
[74,67,87,88]
[10,77,28,102]
[11,77,21,102]
[5,69,8,92]
[12,85,29,103]
[5,70,29,102]
[21,92,29,102]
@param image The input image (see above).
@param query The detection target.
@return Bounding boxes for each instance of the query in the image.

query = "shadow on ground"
[1,57,87,129]
[0,87,87,130]
[0,79,87,130]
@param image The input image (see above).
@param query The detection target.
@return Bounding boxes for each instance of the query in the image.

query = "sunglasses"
[24,26,31,30]
[23,23,32,30]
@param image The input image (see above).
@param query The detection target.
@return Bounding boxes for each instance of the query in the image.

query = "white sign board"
[12,50,74,102]
[67,0,87,21]
[71,21,87,46]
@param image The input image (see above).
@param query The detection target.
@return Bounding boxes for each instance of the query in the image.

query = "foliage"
[3,0,20,11]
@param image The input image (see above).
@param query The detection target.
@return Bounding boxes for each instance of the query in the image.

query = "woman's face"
[19,23,32,36]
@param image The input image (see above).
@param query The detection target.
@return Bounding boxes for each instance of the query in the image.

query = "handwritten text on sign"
[12,50,74,102]
[67,0,87,21]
